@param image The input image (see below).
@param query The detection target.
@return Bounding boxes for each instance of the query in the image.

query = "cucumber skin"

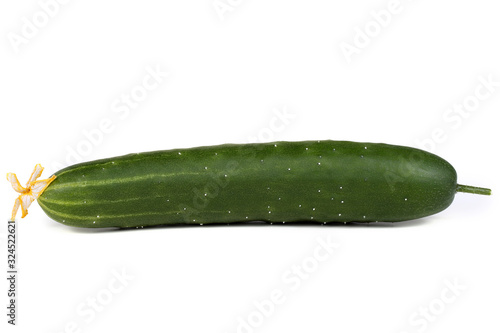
[37,141,457,228]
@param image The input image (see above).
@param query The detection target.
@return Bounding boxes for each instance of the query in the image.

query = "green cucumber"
[34,140,490,228]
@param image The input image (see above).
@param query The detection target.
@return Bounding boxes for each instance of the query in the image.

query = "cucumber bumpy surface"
[37,140,489,228]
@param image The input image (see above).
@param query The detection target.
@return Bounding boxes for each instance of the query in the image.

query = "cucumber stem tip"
[456,184,491,196]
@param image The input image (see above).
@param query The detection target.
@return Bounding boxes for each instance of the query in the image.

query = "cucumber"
[11,140,491,228]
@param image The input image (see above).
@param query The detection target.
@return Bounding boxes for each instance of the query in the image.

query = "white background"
[1,0,499,332]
